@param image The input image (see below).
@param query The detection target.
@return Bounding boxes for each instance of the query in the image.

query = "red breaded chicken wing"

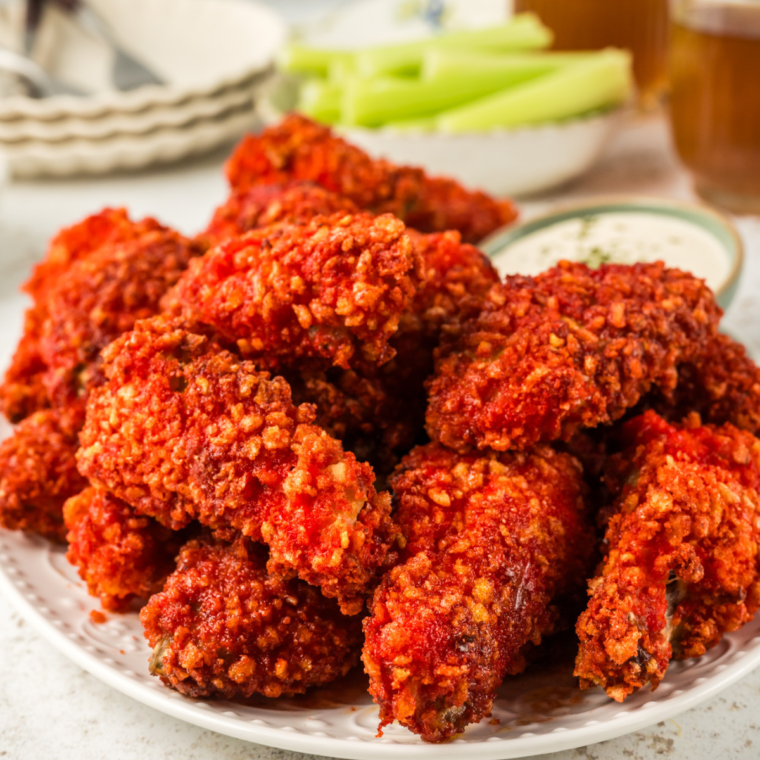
[0,208,201,432]
[644,332,760,434]
[427,261,722,453]
[77,317,397,614]
[64,488,185,612]
[141,535,362,699]
[168,213,421,371]
[39,220,202,432]
[200,181,360,249]
[0,410,87,541]
[224,114,517,244]
[363,443,593,742]
[285,233,499,475]
[0,308,50,423]
[575,410,760,701]
[1,208,143,423]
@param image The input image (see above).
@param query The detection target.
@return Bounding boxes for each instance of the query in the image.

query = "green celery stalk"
[341,65,554,126]
[327,57,356,83]
[355,14,552,77]
[421,49,595,82]
[279,44,355,77]
[383,116,437,132]
[298,79,342,124]
[436,49,632,133]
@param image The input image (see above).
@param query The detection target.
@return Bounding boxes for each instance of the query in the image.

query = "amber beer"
[670,1,760,214]
[513,0,669,108]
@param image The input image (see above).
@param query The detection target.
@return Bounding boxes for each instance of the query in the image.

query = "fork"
[71,1,164,90]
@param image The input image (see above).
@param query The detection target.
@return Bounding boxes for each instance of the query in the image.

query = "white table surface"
[2,3,760,757]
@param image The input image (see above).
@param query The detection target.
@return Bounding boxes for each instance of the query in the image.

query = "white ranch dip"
[490,212,730,292]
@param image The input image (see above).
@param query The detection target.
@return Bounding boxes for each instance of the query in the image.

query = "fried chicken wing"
[77,317,397,614]
[40,219,202,432]
[0,308,49,423]
[200,181,360,249]
[1,208,201,433]
[1,208,142,423]
[64,487,184,611]
[644,332,760,434]
[284,233,499,475]
[363,443,593,742]
[575,410,760,702]
[224,114,517,243]
[0,410,87,541]
[168,213,420,371]
[427,261,722,453]
[141,535,362,699]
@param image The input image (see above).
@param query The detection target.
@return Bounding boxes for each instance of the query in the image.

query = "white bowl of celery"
[266,13,632,197]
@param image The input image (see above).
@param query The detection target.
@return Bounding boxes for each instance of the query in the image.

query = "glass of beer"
[670,0,760,215]
[512,0,670,109]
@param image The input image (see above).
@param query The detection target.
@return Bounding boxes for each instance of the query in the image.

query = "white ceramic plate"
[0,76,265,143]
[0,0,287,120]
[2,528,760,760]
[3,104,257,178]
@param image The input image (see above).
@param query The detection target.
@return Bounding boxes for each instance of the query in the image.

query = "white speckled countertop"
[1,2,760,755]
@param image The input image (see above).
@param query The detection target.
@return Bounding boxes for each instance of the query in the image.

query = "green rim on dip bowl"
[479,196,744,311]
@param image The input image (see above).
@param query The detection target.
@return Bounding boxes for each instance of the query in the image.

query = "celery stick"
[327,57,356,84]
[341,67,552,126]
[436,49,632,132]
[355,14,552,78]
[298,80,342,124]
[279,44,355,77]
[422,50,595,82]
[384,116,437,132]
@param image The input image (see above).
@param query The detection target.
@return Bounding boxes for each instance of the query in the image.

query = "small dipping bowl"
[480,196,744,310]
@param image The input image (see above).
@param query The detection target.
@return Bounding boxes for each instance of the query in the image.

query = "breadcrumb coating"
[575,410,760,702]
[364,443,593,742]
[0,410,87,541]
[40,220,201,433]
[644,332,760,434]
[141,535,362,699]
[0,307,49,423]
[64,487,184,611]
[1,208,142,423]
[0,208,201,433]
[77,317,397,614]
[427,261,722,453]
[168,213,421,370]
[200,181,360,249]
[224,114,517,244]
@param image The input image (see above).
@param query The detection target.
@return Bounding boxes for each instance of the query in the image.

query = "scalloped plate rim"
[2,498,760,758]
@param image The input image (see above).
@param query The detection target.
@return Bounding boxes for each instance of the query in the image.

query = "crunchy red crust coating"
[77,317,397,614]
[427,261,722,453]
[141,535,362,699]
[25,208,149,303]
[0,208,200,432]
[0,307,50,423]
[286,231,498,474]
[1,207,139,423]
[39,220,201,433]
[224,114,517,244]
[200,181,360,249]
[575,410,760,702]
[645,332,760,434]
[64,487,183,611]
[364,443,593,742]
[169,213,420,370]
[405,229,500,340]
[0,410,87,541]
